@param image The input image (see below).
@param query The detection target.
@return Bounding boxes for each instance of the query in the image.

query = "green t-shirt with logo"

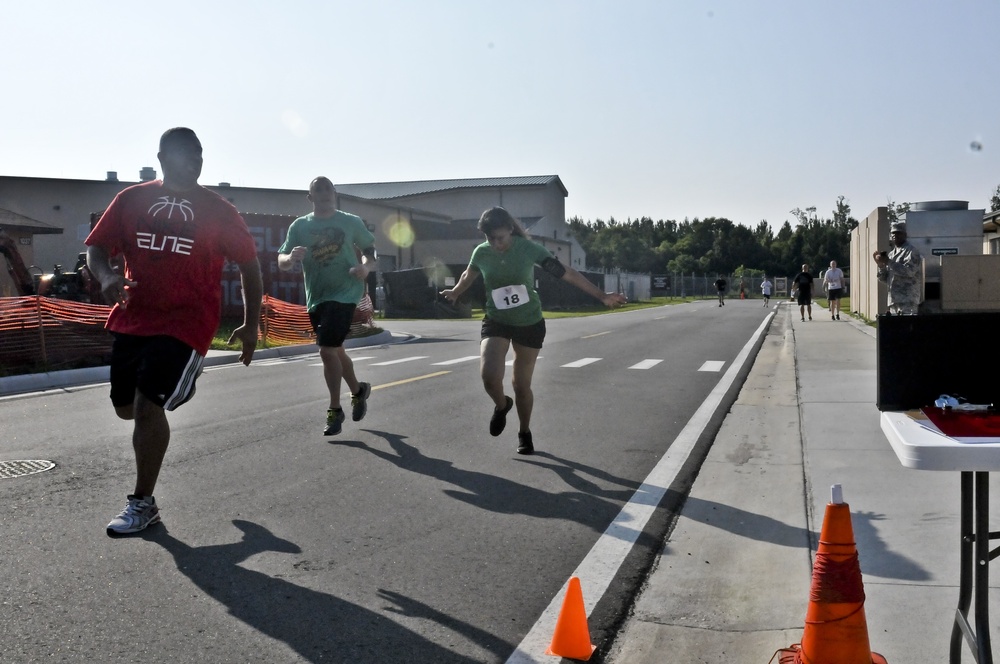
[470,235,555,326]
[279,211,376,311]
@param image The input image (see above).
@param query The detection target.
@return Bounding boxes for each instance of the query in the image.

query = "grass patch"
[210,321,263,351]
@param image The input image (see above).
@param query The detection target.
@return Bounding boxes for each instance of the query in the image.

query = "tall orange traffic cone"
[545,576,596,661]
[773,485,888,664]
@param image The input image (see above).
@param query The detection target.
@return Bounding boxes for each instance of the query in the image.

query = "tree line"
[569,195,858,279]
[571,184,1000,279]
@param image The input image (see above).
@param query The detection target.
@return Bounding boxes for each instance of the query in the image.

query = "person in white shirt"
[823,260,845,320]
[760,276,773,307]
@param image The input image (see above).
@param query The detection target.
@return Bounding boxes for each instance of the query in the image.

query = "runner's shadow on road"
[352,429,635,536]
[143,520,486,663]
[681,497,930,581]
[516,450,640,500]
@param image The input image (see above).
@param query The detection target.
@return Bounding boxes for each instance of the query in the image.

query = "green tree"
[568,194,855,283]
[885,199,910,223]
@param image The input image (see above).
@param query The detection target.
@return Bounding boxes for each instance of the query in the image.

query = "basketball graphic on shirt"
[309,226,345,266]
[148,196,195,221]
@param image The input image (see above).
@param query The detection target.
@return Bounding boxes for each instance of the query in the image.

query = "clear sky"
[3,1,998,228]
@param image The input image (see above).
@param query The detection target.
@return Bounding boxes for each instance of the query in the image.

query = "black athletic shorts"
[481,316,546,349]
[110,333,204,411]
[827,288,843,301]
[309,300,357,348]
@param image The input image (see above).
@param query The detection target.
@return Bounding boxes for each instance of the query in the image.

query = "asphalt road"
[0,299,773,663]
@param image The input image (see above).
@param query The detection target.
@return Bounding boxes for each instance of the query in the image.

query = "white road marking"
[628,359,663,370]
[250,358,307,367]
[506,356,544,366]
[369,356,429,366]
[504,313,774,664]
[560,357,602,368]
[699,360,726,372]
[312,355,375,367]
[431,355,481,366]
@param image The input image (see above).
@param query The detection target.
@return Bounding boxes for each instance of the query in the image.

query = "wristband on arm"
[540,256,566,278]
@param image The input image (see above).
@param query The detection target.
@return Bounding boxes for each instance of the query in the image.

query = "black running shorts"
[110,333,204,411]
[481,316,546,349]
[309,300,357,348]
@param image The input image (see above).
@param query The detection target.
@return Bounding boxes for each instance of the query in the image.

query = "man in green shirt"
[278,177,376,435]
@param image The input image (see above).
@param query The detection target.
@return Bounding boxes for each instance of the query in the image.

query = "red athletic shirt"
[85,180,258,355]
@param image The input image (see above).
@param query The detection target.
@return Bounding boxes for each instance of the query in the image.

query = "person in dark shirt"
[713,276,727,307]
[793,264,814,322]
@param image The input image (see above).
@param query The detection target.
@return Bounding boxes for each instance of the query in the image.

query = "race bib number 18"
[491,284,530,310]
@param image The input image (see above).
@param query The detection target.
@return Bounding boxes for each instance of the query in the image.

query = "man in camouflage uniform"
[872,221,922,315]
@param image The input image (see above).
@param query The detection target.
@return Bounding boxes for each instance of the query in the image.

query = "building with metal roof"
[0,172,585,297]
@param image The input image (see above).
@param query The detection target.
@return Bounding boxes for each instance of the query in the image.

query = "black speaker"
[876,312,1000,411]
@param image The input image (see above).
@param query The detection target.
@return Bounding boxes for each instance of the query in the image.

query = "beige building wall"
[394,181,565,229]
[940,255,1000,311]
[334,197,453,271]
[850,206,890,320]
[352,178,577,270]
[0,175,579,288]
[0,176,314,274]
[850,202,991,319]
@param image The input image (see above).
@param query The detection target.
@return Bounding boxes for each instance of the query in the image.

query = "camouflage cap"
[890,221,906,233]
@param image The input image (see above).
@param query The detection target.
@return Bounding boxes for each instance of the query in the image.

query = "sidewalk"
[606,302,987,663]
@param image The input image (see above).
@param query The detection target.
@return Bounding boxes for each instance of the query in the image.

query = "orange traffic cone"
[773,485,887,664]
[545,576,596,661]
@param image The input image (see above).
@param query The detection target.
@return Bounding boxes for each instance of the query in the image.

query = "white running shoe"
[107,495,160,536]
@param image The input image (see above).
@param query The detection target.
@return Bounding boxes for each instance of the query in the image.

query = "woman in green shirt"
[441,207,626,455]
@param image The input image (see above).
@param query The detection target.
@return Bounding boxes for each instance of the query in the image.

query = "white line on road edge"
[505,312,774,663]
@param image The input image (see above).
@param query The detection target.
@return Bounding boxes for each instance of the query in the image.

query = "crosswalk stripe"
[370,356,430,366]
[431,355,481,366]
[258,353,723,374]
[251,358,306,367]
[628,359,663,370]
[505,356,545,366]
[561,357,601,368]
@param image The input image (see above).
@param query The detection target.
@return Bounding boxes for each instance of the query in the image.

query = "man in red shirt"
[86,127,262,536]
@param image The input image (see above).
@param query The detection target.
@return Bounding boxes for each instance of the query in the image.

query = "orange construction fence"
[0,294,378,371]
[259,293,376,346]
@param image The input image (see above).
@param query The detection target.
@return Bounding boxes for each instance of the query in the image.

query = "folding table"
[881,409,1000,663]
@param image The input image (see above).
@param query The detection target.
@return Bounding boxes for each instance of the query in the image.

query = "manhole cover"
[0,460,56,479]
